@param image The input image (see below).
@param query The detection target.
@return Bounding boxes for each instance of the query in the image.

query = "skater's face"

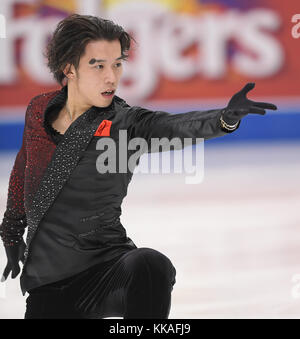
[64,39,125,108]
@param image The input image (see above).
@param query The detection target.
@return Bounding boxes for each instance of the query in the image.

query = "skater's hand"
[222,82,277,125]
[1,240,26,282]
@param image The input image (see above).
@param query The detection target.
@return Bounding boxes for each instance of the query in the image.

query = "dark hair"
[45,14,137,85]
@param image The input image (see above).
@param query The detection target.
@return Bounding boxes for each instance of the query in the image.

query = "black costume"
[24,94,177,319]
[0,84,240,318]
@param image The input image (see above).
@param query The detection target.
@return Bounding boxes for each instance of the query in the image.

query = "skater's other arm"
[0,98,35,248]
[0,97,39,281]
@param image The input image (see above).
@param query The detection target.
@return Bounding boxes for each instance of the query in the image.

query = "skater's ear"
[62,63,76,80]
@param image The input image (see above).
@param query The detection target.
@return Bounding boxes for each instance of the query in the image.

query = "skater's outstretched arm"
[127,82,277,151]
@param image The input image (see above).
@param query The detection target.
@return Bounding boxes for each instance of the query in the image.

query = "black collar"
[42,84,125,137]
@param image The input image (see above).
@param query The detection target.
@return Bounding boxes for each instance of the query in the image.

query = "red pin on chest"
[94,119,112,136]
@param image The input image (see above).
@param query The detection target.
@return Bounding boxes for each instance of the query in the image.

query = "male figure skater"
[0,14,277,319]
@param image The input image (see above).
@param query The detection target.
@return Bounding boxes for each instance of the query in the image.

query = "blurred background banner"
[0,0,299,150]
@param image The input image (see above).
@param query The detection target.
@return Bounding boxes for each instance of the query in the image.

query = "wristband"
[220,114,239,131]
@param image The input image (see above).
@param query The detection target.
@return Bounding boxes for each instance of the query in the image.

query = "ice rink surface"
[0,141,299,319]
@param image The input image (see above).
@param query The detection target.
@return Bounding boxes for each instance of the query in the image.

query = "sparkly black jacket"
[0,85,240,295]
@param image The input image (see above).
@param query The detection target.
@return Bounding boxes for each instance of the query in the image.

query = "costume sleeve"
[127,106,241,153]
[0,100,32,247]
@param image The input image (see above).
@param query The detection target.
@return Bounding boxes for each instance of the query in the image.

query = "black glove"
[222,82,277,125]
[1,240,26,281]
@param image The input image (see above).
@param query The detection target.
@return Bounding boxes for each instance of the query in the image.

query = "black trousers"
[24,247,177,319]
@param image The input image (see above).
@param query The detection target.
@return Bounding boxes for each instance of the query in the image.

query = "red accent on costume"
[94,120,112,136]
